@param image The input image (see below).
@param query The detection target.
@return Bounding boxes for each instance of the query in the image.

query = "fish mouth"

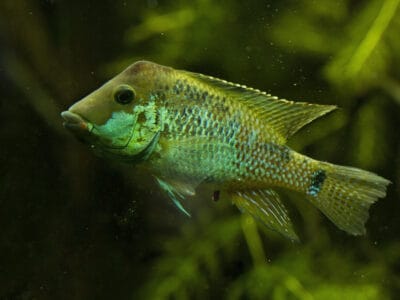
[61,111,93,132]
[61,110,159,162]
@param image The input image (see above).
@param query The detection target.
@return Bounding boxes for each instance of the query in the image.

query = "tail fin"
[306,162,390,235]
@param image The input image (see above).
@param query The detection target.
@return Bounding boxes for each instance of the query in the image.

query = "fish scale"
[156,82,311,193]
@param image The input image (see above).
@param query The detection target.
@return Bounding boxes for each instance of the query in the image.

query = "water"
[1,0,399,299]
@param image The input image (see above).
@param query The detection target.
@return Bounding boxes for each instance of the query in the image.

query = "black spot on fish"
[156,91,166,101]
[195,116,201,126]
[227,131,235,141]
[137,112,146,124]
[181,107,188,119]
[279,145,291,163]
[176,122,184,132]
[263,143,291,164]
[212,190,220,201]
[215,102,228,113]
[174,79,184,94]
[308,170,326,196]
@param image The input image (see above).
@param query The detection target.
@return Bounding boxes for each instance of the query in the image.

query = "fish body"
[62,61,390,240]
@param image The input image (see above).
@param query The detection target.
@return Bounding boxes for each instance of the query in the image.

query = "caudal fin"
[306,163,390,235]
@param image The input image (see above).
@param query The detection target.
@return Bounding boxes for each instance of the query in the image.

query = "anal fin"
[231,189,298,241]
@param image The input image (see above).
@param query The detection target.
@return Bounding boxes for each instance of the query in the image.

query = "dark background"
[0,0,399,299]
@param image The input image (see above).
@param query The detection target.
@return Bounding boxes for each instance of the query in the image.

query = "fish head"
[61,60,168,162]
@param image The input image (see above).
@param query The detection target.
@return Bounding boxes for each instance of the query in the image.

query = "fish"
[61,60,390,241]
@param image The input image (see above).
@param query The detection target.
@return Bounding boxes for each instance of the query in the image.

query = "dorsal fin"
[185,72,337,141]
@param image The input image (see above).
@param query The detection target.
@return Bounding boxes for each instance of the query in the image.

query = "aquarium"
[1,1,399,299]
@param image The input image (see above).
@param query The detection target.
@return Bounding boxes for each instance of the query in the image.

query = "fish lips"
[61,111,95,145]
[61,111,90,131]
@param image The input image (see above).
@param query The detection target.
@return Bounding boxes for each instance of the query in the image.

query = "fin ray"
[156,177,192,217]
[231,189,298,241]
[307,163,390,235]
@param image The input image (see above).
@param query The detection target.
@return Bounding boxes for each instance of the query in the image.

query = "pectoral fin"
[231,189,298,241]
[155,177,196,217]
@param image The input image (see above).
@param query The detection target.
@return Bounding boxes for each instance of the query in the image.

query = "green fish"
[61,61,390,240]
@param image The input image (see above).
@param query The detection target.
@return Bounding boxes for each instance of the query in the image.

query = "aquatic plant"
[0,0,399,299]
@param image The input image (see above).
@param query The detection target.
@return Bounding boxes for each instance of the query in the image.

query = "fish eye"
[114,85,135,105]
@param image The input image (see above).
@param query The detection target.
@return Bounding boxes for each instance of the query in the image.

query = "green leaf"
[324,0,400,94]
[270,0,349,56]
[350,98,389,169]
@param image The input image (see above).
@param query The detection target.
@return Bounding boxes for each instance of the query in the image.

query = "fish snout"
[61,111,90,132]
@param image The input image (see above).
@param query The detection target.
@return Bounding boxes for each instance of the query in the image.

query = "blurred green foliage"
[0,0,399,299]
